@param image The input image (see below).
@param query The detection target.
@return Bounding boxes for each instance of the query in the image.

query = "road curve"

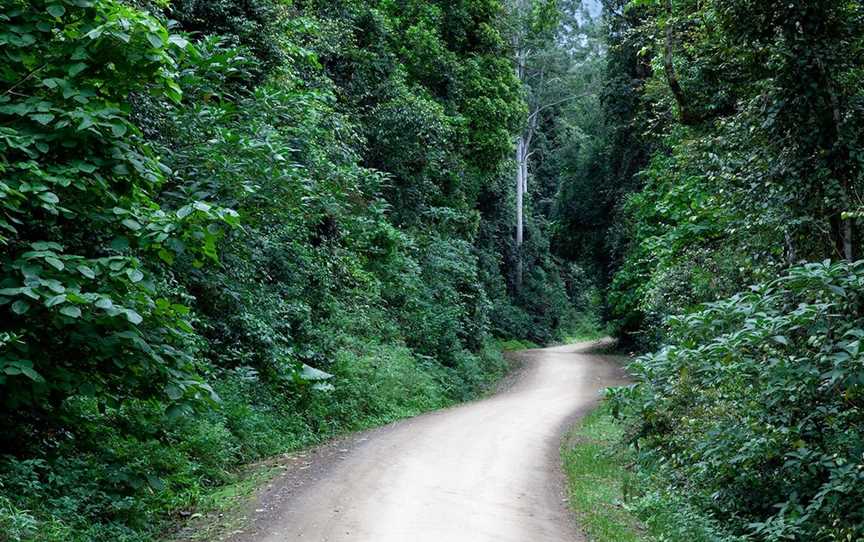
[232,341,629,542]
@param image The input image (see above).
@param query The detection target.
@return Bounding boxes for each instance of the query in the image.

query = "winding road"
[230,341,628,542]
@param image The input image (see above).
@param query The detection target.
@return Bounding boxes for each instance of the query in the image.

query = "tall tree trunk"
[818,55,855,260]
[515,103,537,291]
[516,135,525,289]
[843,219,854,261]
[514,35,526,291]
[829,88,854,261]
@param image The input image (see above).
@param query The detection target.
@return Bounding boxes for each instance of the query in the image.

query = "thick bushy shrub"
[0,0,234,441]
[610,260,864,541]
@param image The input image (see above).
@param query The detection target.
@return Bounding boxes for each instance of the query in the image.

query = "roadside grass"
[562,404,644,542]
[166,463,283,542]
[562,312,608,343]
[494,338,541,351]
[563,402,742,542]
[495,311,608,351]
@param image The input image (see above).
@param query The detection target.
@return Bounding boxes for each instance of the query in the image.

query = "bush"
[562,403,742,542]
[0,496,39,542]
[610,260,864,541]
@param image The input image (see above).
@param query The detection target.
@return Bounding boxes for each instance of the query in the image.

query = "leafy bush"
[610,260,864,541]
[0,496,39,542]
[0,0,238,424]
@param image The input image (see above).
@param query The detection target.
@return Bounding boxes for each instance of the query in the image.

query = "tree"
[507,0,600,289]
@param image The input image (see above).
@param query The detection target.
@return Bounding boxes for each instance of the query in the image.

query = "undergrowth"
[609,260,864,540]
[562,402,742,542]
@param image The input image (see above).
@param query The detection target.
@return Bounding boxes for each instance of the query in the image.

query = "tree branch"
[527,91,595,123]
[3,63,47,96]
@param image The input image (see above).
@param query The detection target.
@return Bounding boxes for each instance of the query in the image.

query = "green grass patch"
[164,462,283,542]
[562,403,742,542]
[562,405,644,542]
[494,338,541,351]
[562,312,608,343]
[561,330,606,343]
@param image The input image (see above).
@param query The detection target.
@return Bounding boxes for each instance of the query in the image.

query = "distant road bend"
[231,342,629,542]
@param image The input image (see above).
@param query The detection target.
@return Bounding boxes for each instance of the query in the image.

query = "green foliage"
[610,261,864,541]
[553,2,864,539]
[0,496,39,542]
[606,125,771,348]
[0,0,550,539]
[168,0,285,80]
[0,0,233,416]
[494,337,540,351]
[593,0,864,345]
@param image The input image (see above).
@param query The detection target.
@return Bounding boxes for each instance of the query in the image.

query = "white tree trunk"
[512,0,533,291]
[515,105,537,290]
[516,136,525,288]
[516,138,525,248]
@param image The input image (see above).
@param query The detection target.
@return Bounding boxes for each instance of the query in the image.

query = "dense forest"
[590,0,864,540]
[0,0,588,539]
[1,0,863,540]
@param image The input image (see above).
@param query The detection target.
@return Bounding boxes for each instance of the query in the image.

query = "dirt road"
[231,342,628,542]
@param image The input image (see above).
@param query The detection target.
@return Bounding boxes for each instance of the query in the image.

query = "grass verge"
[494,338,541,351]
[562,403,644,542]
[562,402,743,542]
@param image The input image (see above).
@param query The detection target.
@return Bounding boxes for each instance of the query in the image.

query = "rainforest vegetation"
[594,1,864,540]
[1,0,863,540]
